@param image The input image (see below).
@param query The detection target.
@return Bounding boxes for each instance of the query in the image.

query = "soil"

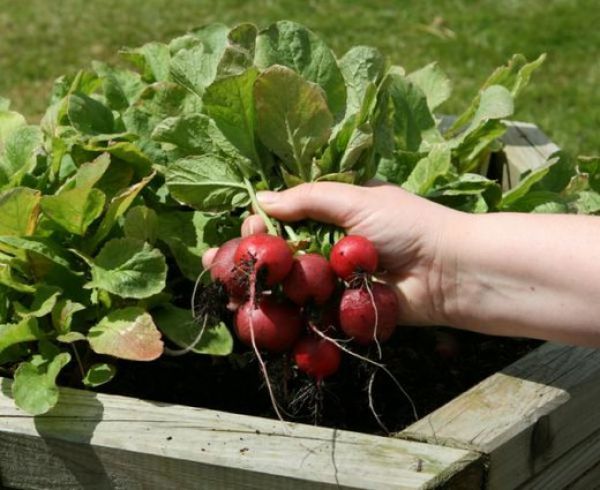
[96,325,540,436]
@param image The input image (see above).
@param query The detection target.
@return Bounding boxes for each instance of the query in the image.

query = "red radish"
[234,233,293,286]
[339,283,398,345]
[282,253,336,305]
[210,238,245,299]
[294,336,341,380]
[330,235,378,281]
[235,297,302,352]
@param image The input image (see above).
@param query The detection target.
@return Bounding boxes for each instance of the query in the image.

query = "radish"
[209,238,246,299]
[330,235,378,281]
[282,253,337,305]
[234,297,302,352]
[339,282,398,345]
[234,233,293,287]
[293,336,341,380]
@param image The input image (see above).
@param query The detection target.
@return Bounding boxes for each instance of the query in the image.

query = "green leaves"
[447,54,545,137]
[153,305,233,355]
[403,145,452,195]
[384,74,437,152]
[0,125,43,188]
[0,317,43,353]
[87,172,154,250]
[0,105,26,143]
[406,62,451,112]
[255,21,346,118]
[166,155,249,210]
[121,42,171,83]
[217,23,258,77]
[169,24,229,97]
[339,46,387,116]
[12,348,71,415]
[40,187,105,235]
[87,238,167,299]
[499,152,579,213]
[83,363,117,388]
[67,93,115,135]
[203,68,260,164]
[254,66,333,181]
[88,307,163,361]
[470,85,514,128]
[124,206,158,244]
[155,210,235,280]
[0,187,41,236]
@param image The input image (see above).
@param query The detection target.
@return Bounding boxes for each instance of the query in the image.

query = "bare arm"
[443,212,600,346]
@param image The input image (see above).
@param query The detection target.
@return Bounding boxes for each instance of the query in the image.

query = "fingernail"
[256,191,278,205]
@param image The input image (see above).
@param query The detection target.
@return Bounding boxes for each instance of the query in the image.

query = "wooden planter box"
[1,123,599,489]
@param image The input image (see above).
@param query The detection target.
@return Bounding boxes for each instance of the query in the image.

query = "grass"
[0,0,598,155]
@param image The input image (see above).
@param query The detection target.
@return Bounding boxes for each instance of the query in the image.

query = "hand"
[203,182,463,326]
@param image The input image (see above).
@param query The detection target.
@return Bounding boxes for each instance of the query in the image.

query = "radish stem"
[244,178,278,236]
[284,224,300,242]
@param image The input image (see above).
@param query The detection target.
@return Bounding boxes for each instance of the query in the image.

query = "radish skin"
[210,238,245,299]
[294,336,341,380]
[283,253,337,305]
[234,233,293,286]
[339,283,398,344]
[235,298,302,352]
[330,235,378,281]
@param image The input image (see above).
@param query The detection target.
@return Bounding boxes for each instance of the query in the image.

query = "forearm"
[443,212,600,346]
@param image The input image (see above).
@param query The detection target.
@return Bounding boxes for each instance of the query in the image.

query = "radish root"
[309,322,419,423]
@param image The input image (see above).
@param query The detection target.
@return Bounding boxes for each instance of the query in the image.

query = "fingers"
[256,182,368,226]
[202,248,217,270]
[241,214,267,236]
[205,182,374,268]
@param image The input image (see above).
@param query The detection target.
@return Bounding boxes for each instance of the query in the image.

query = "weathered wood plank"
[501,121,560,188]
[0,378,482,490]
[518,424,600,489]
[400,342,600,489]
[565,457,600,490]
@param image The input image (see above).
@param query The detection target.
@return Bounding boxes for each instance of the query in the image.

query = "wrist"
[425,210,476,328]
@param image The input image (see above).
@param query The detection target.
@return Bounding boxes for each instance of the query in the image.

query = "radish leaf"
[0,188,41,236]
[87,238,167,299]
[88,306,163,360]
[83,363,117,387]
[12,349,71,415]
[254,66,333,181]
[40,187,105,236]
[255,21,346,118]
[0,317,43,353]
[166,155,249,210]
[203,67,261,166]
[153,304,233,356]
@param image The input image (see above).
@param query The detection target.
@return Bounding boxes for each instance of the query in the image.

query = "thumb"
[256,182,368,227]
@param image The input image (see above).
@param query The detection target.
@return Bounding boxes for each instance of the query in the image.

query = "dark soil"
[95,326,540,436]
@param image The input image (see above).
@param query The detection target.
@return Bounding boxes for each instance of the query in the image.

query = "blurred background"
[0,0,597,155]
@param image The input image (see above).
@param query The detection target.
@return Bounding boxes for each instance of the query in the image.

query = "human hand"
[203,182,464,326]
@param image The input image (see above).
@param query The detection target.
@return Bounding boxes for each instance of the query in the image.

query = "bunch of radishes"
[210,233,399,382]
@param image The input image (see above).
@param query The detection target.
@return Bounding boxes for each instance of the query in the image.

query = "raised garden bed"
[2,122,599,489]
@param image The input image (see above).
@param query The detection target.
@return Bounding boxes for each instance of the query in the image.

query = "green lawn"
[0,0,598,155]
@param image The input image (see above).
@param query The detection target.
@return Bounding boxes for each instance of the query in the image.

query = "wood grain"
[565,457,600,490]
[401,342,600,489]
[0,378,482,490]
[501,121,560,189]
